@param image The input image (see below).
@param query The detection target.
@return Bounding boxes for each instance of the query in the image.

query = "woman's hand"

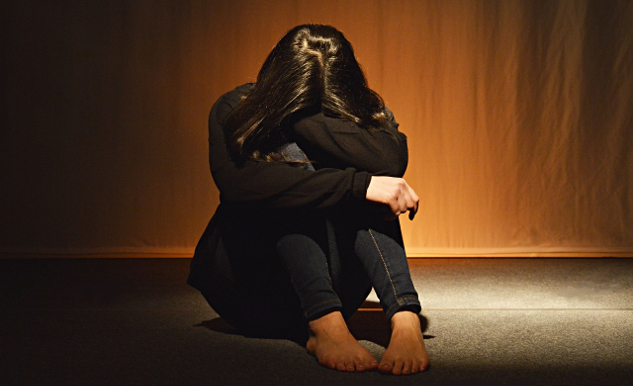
[366,176,419,220]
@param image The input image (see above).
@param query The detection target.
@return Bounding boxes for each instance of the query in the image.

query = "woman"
[189,24,429,375]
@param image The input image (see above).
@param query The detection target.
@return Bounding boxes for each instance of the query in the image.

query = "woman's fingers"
[366,176,419,220]
[399,183,417,220]
[394,179,418,218]
[405,182,419,220]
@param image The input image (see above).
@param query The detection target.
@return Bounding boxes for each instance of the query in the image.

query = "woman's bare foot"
[379,311,430,375]
[306,311,379,372]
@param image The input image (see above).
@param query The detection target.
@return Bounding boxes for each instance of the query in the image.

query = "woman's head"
[225,24,387,163]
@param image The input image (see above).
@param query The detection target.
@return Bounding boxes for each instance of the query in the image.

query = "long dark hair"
[224,24,388,164]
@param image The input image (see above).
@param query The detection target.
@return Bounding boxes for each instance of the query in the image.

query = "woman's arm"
[291,107,418,218]
[292,109,408,177]
[208,86,371,210]
[209,85,417,218]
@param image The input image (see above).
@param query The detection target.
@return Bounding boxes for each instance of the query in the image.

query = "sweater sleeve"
[292,108,409,177]
[207,85,371,210]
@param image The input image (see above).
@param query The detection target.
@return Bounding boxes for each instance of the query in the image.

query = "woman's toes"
[392,360,404,375]
[402,360,412,375]
[379,362,393,374]
[354,359,366,372]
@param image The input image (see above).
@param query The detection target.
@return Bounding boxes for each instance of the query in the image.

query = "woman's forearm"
[208,86,372,209]
[292,110,408,176]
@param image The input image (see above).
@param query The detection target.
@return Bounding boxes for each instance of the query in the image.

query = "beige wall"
[2,0,632,257]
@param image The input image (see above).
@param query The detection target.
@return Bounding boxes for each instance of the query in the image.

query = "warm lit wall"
[1,0,632,257]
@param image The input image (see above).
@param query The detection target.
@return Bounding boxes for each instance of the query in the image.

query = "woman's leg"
[275,217,378,373]
[190,205,310,342]
[325,211,429,375]
[276,143,373,322]
[350,218,429,375]
[276,232,342,321]
[276,218,373,322]
[353,221,421,319]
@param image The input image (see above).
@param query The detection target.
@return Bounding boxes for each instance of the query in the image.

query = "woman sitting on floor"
[188,24,429,375]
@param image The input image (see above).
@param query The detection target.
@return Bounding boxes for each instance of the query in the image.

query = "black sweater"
[208,83,409,210]
[189,84,409,295]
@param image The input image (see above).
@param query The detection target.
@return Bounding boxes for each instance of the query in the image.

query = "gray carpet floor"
[1,258,632,386]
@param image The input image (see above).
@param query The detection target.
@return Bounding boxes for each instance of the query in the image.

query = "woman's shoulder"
[211,83,254,120]
[217,83,253,106]
[230,82,254,98]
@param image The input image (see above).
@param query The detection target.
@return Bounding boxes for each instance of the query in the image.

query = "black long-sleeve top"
[208,83,408,210]
[189,83,409,295]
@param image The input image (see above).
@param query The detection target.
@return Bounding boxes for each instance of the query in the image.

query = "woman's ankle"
[390,310,420,331]
[309,311,346,333]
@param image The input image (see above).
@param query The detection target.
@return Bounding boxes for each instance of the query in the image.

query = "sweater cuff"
[352,171,371,201]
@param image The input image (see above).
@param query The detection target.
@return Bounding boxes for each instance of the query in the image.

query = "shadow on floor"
[196,300,433,349]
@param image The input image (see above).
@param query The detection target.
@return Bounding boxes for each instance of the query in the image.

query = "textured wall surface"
[1,0,632,257]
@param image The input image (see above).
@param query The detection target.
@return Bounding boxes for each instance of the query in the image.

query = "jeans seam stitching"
[368,229,399,302]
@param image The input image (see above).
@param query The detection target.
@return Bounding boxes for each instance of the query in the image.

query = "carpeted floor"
[1,258,631,386]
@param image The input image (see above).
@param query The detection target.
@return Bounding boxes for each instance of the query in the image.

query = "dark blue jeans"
[276,211,421,322]
[276,142,421,321]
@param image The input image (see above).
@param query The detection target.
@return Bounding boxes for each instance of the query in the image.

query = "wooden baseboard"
[407,252,633,258]
[2,250,632,259]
